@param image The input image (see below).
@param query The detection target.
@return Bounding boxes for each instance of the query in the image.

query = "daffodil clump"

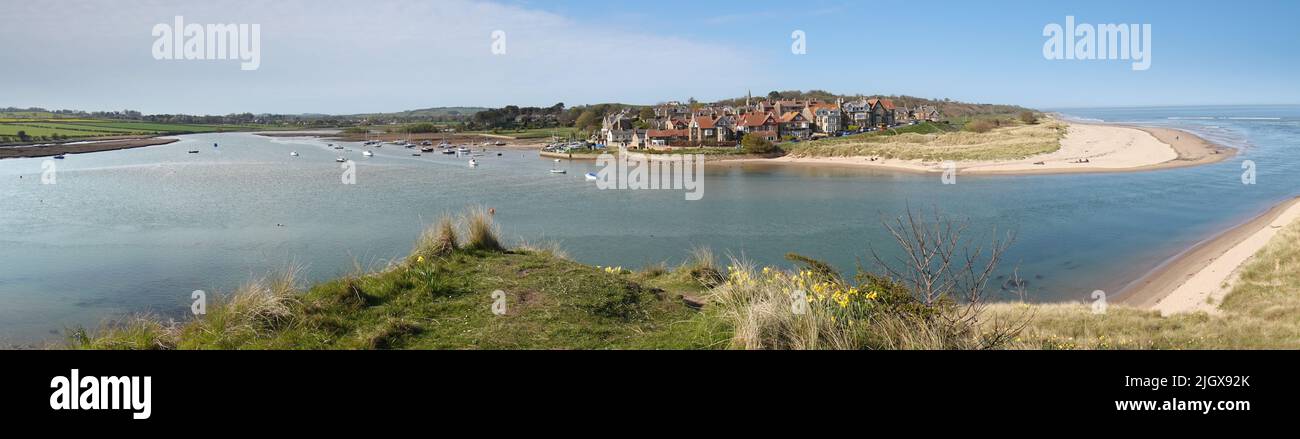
[724,265,882,326]
[597,266,628,275]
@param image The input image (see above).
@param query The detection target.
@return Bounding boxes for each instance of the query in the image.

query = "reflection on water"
[1,105,1298,344]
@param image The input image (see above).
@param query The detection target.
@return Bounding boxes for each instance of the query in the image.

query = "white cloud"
[1,0,766,113]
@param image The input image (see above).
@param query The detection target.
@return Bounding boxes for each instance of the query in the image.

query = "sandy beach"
[1120,197,1300,315]
[719,122,1234,175]
[0,137,179,159]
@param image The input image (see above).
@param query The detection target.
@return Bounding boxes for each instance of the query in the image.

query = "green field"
[0,119,273,142]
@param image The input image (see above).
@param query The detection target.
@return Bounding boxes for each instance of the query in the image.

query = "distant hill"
[346,107,487,119]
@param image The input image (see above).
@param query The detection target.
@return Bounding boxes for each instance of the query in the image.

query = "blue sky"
[3,0,1298,114]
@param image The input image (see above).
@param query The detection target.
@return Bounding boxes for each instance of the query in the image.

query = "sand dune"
[721,122,1233,175]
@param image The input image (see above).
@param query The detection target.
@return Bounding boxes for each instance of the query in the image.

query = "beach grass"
[782,119,1067,162]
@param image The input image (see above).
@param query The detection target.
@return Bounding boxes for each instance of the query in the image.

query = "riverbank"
[0,137,179,159]
[717,122,1233,175]
[1120,196,1300,315]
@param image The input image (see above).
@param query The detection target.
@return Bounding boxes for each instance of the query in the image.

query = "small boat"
[441,149,456,155]
[584,172,598,181]
[53,154,66,160]
[550,169,567,174]
[411,153,422,156]
[188,150,200,154]
[334,146,344,150]
[335,157,347,162]
[363,150,373,157]
[213,143,218,148]
[553,159,561,163]
[457,147,471,154]
[290,151,299,157]
[420,147,434,153]
[497,153,502,156]
[468,159,478,167]
[421,141,432,146]
[495,141,506,146]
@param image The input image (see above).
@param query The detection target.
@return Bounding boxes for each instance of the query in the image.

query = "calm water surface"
[1,105,1297,344]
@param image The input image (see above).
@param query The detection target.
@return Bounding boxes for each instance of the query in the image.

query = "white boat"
[468,159,478,167]
[335,157,346,162]
[553,159,561,163]
[457,147,471,154]
[550,169,567,174]
[584,172,598,181]
[363,150,373,157]
[290,151,299,157]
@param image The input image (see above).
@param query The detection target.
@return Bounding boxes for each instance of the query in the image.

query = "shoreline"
[714,122,1235,176]
[1119,196,1300,314]
[0,137,179,159]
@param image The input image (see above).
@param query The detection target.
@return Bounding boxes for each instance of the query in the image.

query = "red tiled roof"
[866,98,897,110]
[741,112,774,127]
[779,111,803,123]
[694,116,717,129]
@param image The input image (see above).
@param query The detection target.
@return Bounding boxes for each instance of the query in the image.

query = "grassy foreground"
[783,119,1066,162]
[73,206,1300,350]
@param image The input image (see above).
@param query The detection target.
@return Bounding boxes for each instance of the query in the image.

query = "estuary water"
[1,105,1297,345]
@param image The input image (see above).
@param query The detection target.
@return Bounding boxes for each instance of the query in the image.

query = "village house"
[802,101,843,134]
[688,114,738,144]
[779,111,812,139]
[914,105,941,121]
[867,98,897,127]
[646,129,690,146]
[737,112,780,142]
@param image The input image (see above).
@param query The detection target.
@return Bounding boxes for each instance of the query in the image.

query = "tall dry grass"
[462,206,504,252]
[413,215,459,259]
